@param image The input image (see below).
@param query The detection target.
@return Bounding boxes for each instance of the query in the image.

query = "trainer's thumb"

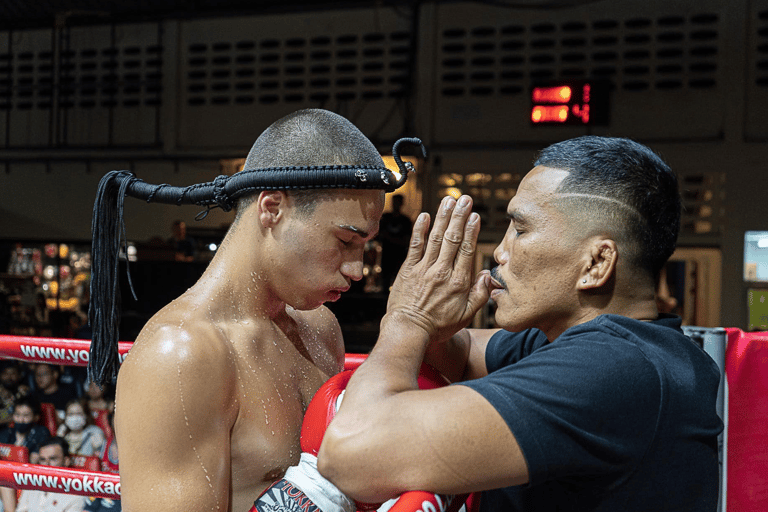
[466,271,491,318]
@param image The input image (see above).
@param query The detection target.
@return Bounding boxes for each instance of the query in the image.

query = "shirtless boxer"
[87,109,421,512]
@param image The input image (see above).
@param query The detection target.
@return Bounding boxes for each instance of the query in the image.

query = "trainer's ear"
[577,238,617,290]
[257,191,287,228]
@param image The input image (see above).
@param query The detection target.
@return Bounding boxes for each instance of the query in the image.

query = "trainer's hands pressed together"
[385,195,491,347]
[317,195,529,505]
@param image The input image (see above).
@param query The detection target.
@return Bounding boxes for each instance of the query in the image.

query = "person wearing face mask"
[0,395,52,512]
[56,399,105,457]
[0,395,51,462]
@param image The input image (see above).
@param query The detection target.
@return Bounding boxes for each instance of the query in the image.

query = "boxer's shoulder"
[121,305,238,397]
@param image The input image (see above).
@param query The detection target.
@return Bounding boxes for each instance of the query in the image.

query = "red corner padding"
[0,443,29,463]
[344,353,368,371]
[725,328,768,512]
[40,402,58,437]
[71,455,101,472]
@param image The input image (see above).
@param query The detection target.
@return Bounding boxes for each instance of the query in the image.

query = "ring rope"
[0,333,373,500]
[0,335,479,509]
[0,460,121,499]
[0,334,367,370]
[0,334,132,366]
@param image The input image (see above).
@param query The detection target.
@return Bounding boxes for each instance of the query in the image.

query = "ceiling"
[0,0,600,30]
[0,0,413,30]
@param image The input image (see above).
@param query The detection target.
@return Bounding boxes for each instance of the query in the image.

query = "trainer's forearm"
[318,312,430,501]
[352,310,431,395]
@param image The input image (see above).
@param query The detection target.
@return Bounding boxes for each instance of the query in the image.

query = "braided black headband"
[88,137,426,385]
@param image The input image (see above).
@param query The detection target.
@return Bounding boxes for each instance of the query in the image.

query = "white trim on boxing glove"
[281,453,356,512]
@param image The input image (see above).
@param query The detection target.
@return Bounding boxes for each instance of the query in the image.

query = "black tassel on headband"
[88,137,426,385]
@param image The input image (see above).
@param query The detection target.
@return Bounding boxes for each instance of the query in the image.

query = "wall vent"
[0,39,163,111]
[437,12,720,98]
[183,30,413,107]
[755,8,768,87]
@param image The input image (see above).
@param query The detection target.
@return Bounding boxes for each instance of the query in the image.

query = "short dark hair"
[39,436,69,456]
[14,394,42,417]
[0,360,23,374]
[236,108,384,217]
[534,136,681,278]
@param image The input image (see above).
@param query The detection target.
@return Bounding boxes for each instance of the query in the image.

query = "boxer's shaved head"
[237,109,385,218]
[245,108,383,169]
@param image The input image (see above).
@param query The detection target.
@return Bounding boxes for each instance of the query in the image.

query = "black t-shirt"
[34,383,78,413]
[459,314,723,511]
[0,424,51,456]
[378,213,412,259]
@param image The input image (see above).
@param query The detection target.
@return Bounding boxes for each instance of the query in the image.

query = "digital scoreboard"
[530,81,609,126]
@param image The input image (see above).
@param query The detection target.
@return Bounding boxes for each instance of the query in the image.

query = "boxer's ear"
[257,191,287,228]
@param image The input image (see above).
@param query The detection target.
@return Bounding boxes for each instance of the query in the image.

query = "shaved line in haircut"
[555,193,645,222]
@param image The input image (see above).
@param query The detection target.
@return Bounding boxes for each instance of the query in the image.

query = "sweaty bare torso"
[115,295,343,512]
[228,307,342,511]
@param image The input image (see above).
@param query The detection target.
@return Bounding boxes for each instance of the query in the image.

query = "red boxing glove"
[313,363,466,512]
[252,362,470,512]
[379,491,468,512]
[300,370,353,457]
[369,364,470,512]
[251,370,355,512]
[302,370,384,512]
[301,364,448,462]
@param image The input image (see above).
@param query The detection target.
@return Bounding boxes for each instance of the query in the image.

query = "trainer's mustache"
[490,267,507,289]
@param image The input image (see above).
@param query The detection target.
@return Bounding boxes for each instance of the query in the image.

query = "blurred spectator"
[73,286,91,341]
[8,296,34,336]
[0,362,30,426]
[83,497,120,512]
[56,400,105,457]
[376,194,413,290]
[1,363,29,398]
[0,395,51,463]
[170,220,196,262]
[0,291,12,334]
[32,365,78,418]
[64,314,81,339]
[33,293,51,337]
[15,437,86,512]
[98,411,118,475]
[84,382,114,418]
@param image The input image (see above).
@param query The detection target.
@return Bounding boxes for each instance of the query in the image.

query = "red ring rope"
[0,334,366,370]
[0,460,121,499]
[0,334,133,366]
[0,333,373,499]
[0,335,479,510]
